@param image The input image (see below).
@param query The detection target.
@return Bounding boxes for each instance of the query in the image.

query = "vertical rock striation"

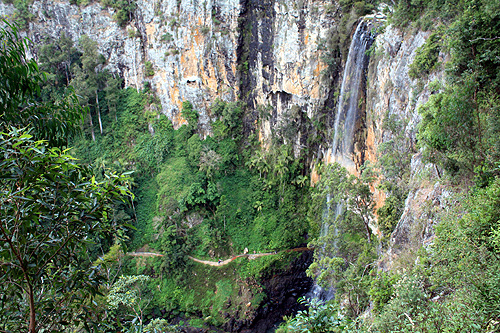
[240,0,337,151]
[1,0,338,140]
[365,24,448,269]
[1,0,242,134]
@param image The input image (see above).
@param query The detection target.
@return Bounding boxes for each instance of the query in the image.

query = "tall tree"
[0,20,83,146]
[0,22,132,332]
[71,35,106,140]
[0,129,131,332]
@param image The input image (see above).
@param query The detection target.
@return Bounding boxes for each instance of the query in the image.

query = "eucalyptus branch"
[469,36,500,42]
[35,233,75,277]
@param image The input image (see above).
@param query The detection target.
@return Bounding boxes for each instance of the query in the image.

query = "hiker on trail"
[218,259,222,264]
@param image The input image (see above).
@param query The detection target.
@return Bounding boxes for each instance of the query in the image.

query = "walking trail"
[127,247,311,267]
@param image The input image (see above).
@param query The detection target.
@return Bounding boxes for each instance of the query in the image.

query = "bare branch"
[469,36,500,43]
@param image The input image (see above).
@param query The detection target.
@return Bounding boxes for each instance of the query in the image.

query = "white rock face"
[365,25,449,270]
[250,0,336,145]
[365,25,434,163]
[1,0,338,141]
[1,0,242,135]
[136,0,241,134]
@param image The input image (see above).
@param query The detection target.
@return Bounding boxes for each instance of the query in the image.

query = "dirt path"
[188,252,276,266]
[128,247,312,267]
[127,251,164,257]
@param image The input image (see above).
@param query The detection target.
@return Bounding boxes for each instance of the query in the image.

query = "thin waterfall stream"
[332,20,376,171]
[309,19,376,302]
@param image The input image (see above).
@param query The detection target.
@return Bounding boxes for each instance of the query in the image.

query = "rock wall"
[2,0,242,135]
[238,0,335,148]
[365,25,430,164]
[1,0,337,141]
[365,24,448,269]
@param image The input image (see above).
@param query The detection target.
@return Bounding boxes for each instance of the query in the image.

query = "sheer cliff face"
[365,25,430,165]
[136,0,241,134]
[238,0,334,145]
[2,0,334,138]
[365,25,447,270]
[5,0,241,134]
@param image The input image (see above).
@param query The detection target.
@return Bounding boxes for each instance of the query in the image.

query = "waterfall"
[309,20,375,302]
[331,20,375,171]
[307,199,343,301]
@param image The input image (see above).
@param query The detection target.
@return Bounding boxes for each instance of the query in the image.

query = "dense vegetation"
[278,0,500,331]
[0,21,132,333]
[2,0,500,331]
[4,14,314,330]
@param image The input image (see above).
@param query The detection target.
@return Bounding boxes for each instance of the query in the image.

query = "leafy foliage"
[144,61,154,77]
[409,32,442,79]
[306,163,377,318]
[0,129,131,332]
[428,179,500,330]
[6,0,35,30]
[369,178,500,332]
[107,275,152,328]
[371,274,430,331]
[408,0,500,182]
[100,0,137,27]
[376,111,414,238]
[0,21,84,147]
[180,100,199,130]
[0,22,133,333]
[279,297,353,332]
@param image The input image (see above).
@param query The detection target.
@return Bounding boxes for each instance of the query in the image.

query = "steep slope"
[365,25,448,269]
[1,0,340,138]
[1,0,467,329]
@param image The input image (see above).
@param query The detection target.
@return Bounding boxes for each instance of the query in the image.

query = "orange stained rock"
[365,123,377,164]
[364,114,388,214]
[174,112,187,128]
[180,45,199,77]
[310,166,320,186]
[313,60,327,77]
[204,56,219,94]
[169,85,188,128]
[325,148,333,164]
[283,77,302,96]
[193,26,203,45]
[146,23,155,41]
[310,85,320,99]
[231,62,237,79]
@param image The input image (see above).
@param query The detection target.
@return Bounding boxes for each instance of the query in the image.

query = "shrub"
[409,33,441,79]
[200,26,210,35]
[144,61,154,77]
[181,101,198,129]
[281,297,353,332]
[161,32,173,42]
[100,0,136,27]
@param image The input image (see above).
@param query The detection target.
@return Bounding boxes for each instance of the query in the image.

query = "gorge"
[1,0,500,331]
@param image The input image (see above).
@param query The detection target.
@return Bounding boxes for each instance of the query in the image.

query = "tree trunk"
[363,217,372,244]
[64,63,70,86]
[96,90,103,135]
[28,285,36,333]
[89,112,95,141]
